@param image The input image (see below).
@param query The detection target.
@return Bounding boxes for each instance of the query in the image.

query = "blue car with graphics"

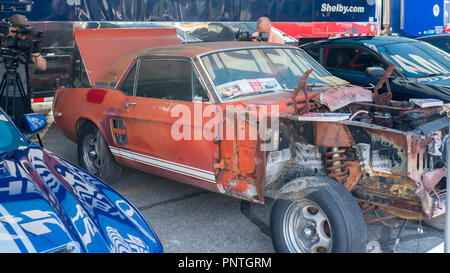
[0,108,163,253]
[301,36,450,102]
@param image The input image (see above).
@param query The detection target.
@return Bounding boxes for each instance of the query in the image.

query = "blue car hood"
[0,146,163,253]
[416,74,450,88]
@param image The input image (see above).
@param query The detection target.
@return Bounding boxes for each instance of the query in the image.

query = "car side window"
[324,47,387,72]
[120,63,137,96]
[136,59,192,101]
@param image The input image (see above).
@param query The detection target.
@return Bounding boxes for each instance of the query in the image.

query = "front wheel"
[270,177,367,253]
[77,123,122,183]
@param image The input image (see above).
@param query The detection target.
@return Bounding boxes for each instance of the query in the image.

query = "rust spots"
[344,161,362,191]
[217,179,259,202]
[418,168,447,194]
[314,122,354,147]
[291,69,313,115]
[359,176,418,200]
[373,64,396,105]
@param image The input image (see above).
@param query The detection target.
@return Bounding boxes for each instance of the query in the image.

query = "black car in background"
[301,36,450,102]
[417,34,450,53]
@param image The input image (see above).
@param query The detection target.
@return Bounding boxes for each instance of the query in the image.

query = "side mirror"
[364,67,386,78]
[21,113,47,139]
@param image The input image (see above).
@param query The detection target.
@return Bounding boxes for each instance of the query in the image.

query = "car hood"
[412,75,450,101]
[0,146,163,253]
[75,28,180,87]
[238,85,373,112]
[415,75,450,88]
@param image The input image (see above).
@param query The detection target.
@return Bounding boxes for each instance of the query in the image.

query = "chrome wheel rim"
[82,132,101,174]
[283,200,332,253]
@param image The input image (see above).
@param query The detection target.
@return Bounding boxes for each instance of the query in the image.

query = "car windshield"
[0,111,28,154]
[425,39,450,53]
[201,47,347,101]
[378,41,450,78]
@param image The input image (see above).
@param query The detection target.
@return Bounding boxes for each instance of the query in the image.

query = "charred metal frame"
[264,97,448,221]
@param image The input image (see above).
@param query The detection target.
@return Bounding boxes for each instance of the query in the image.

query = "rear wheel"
[270,176,367,253]
[78,123,122,183]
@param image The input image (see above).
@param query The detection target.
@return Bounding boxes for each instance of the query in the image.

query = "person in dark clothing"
[0,14,46,127]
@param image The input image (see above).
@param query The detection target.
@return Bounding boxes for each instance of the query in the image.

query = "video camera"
[0,19,43,65]
[235,24,269,42]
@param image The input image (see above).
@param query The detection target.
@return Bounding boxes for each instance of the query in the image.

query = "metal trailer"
[380,0,447,37]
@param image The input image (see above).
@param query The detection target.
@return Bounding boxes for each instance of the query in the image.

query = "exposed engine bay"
[263,84,448,220]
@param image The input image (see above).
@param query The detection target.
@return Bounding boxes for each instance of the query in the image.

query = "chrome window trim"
[133,58,141,96]
[115,58,139,92]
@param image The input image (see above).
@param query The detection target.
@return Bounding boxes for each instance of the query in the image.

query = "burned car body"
[53,28,448,253]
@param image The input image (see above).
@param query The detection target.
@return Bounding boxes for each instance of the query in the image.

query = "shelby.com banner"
[314,0,377,22]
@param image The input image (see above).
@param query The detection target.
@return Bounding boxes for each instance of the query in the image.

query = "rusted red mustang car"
[53,28,449,253]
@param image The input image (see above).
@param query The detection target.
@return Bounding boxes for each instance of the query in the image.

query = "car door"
[110,56,218,187]
[320,46,387,86]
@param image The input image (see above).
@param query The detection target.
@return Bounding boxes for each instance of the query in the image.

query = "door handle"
[124,102,137,112]
[124,102,137,107]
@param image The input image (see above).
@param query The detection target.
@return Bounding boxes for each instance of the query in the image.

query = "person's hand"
[31,52,46,71]
[251,32,259,42]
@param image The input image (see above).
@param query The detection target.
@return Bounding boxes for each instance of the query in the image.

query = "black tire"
[77,122,122,184]
[270,176,367,253]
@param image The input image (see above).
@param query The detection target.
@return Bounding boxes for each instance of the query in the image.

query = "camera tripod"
[0,62,43,146]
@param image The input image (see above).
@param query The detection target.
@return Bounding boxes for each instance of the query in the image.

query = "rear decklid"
[75,28,180,87]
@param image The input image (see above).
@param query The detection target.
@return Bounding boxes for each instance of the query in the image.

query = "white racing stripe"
[109,147,216,183]
[0,221,21,253]
[111,146,211,174]
[0,204,36,253]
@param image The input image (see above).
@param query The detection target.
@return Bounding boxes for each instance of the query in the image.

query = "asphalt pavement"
[35,103,446,253]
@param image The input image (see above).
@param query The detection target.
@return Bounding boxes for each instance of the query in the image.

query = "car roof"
[119,41,294,60]
[302,35,418,48]
[100,42,297,88]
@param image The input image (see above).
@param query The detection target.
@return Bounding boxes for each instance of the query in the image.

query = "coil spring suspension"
[326,147,349,183]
